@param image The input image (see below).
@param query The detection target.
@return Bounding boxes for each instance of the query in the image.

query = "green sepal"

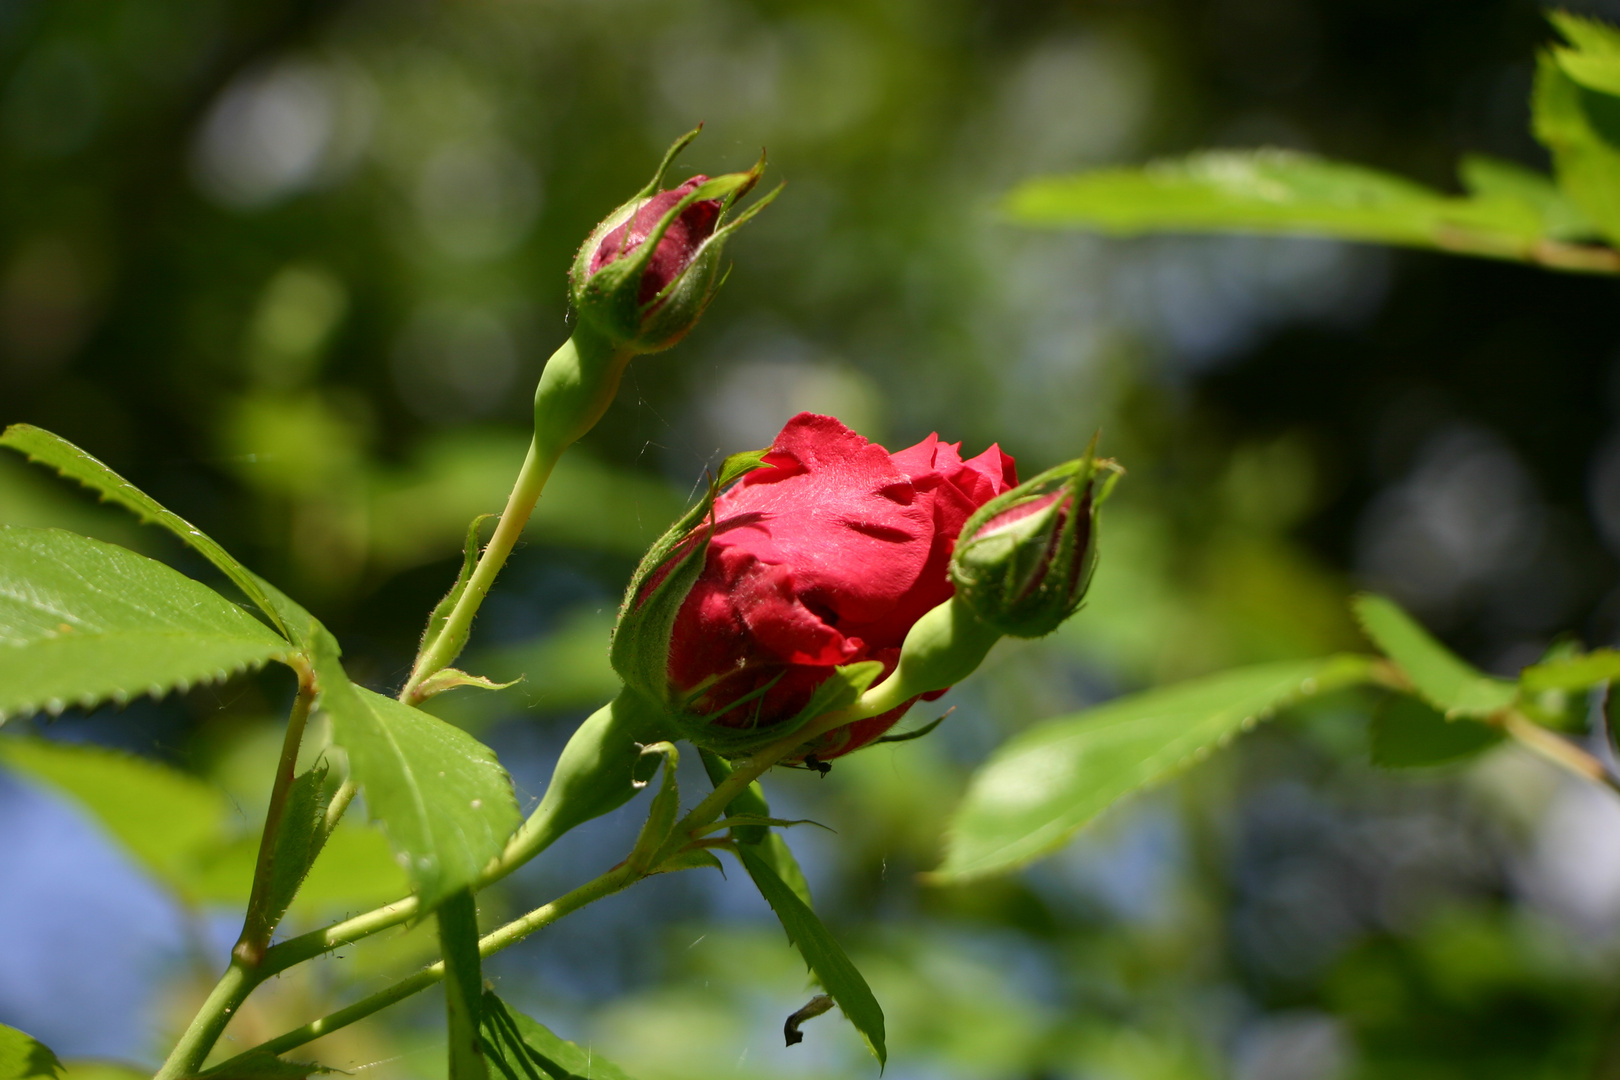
[567,131,769,354]
[627,741,680,873]
[695,814,826,837]
[413,668,522,701]
[610,448,772,711]
[672,659,884,758]
[419,514,495,665]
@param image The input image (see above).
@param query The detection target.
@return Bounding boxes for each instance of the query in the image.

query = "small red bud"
[587,177,723,306]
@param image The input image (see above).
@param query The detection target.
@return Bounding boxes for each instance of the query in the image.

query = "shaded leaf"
[480,991,635,1080]
[422,514,496,666]
[1353,594,1515,716]
[0,737,228,898]
[936,655,1375,881]
[651,848,724,875]
[0,1022,62,1079]
[309,627,521,912]
[735,843,886,1065]
[698,749,813,906]
[0,527,293,721]
[0,425,294,641]
[1370,694,1505,768]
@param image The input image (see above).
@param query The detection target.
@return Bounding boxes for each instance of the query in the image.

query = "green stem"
[233,666,318,966]
[437,890,489,1080]
[401,439,556,703]
[261,673,906,977]
[1500,708,1620,795]
[207,865,638,1068]
[152,961,259,1080]
[402,327,630,703]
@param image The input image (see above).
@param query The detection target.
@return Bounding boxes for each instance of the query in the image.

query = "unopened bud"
[568,127,777,354]
[950,450,1118,638]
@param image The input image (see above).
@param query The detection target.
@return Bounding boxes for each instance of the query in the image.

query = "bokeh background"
[5,0,1620,1077]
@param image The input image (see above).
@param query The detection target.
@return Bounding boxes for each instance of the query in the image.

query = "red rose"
[665,413,1017,759]
[587,176,723,306]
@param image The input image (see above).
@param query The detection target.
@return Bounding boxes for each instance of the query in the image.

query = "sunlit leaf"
[735,843,886,1066]
[309,626,521,912]
[0,425,296,641]
[935,655,1375,881]
[1520,648,1620,693]
[0,527,294,721]
[1533,50,1620,246]
[1353,594,1515,716]
[480,991,635,1080]
[0,1022,62,1079]
[1458,154,1596,240]
[1004,150,1577,261]
[1370,694,1504,768]
[1549,11,1620,96]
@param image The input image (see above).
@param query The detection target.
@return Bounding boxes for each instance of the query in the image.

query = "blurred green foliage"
[3,0,1620,1078]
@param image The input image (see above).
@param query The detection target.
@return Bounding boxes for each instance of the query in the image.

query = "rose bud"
[949,448,1119,639]
[612,413,1019,760]
[568,127,778,355]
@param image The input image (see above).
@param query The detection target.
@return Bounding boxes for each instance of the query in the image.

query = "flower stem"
[152,960,260,1080]
[1500,708,1620,795]
[205,865,638,1068]
[401,327,630,703]
[233,664,317,967]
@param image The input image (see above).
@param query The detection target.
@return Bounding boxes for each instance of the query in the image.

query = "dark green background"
[3,1,1620,1077]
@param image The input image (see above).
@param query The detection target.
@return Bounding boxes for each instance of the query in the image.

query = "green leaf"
[735,843,886,1066]
[698,748,814,906]
[0,527,294,721]
[308,627,521,912]
[259,763,341,929]
[0,1023,62,1080]
[439,890,491,1080]
[1549,11,1620,96]
[0,737,229,898]
[1533,51,1620,245]
[935,655,1375,881]
[1458,154,1596,240]
[0,425,295,641]
[1004,150,1563,260]
[480,991,636,1080]
[1370,694,1504,768]
[1520,648,1620,693]
[189,819,408,913]
[1352,594,1515,716]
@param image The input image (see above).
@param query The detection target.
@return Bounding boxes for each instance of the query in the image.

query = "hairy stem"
[234,666,318,966]
[152,961,259,1080]
[402,328,630,703]
[208,865,638,1068]
[401,438,558,703]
